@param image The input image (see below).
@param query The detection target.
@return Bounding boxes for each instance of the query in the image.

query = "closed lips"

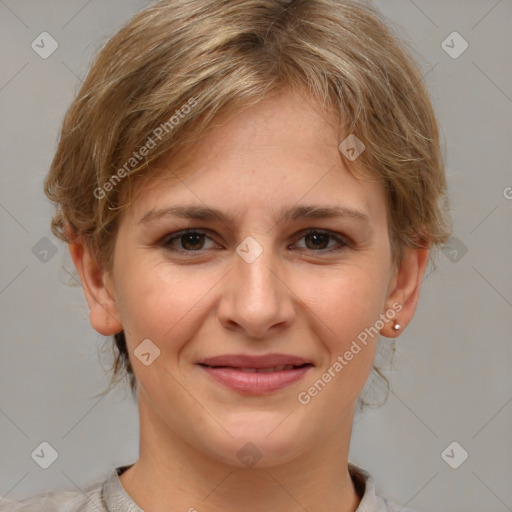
[197,353,314,370]
[199,363,313,373]
[197,353,314,394]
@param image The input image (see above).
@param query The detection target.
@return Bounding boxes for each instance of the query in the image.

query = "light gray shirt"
[0,462,417,511]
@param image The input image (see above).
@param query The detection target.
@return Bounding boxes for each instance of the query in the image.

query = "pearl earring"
[392,321,401,332]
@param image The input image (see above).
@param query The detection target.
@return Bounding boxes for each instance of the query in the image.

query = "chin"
[201,415,312,469]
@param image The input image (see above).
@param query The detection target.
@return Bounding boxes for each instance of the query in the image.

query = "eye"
[293,229,350,252]
[162,229,219,254]
[161,228,350,256]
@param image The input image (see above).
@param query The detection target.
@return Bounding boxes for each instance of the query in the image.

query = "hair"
[44,0,452,406]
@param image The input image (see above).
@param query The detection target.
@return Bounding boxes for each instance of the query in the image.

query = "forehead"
[122,89,387,227]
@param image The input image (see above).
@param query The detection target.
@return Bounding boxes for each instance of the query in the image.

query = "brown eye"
[163,230,216,253]
[161,228,350,257]
[295,229,349,252]
[304,232,330,250]
[179,232,205,251]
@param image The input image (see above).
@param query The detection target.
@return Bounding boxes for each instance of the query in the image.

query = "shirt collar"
[102,461,386,512]
[101,465,142,512]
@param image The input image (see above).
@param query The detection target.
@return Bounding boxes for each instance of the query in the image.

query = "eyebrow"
[139,204,370,226]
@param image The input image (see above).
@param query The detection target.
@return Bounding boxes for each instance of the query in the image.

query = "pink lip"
[197,353,314,394]
[198,353,312,368]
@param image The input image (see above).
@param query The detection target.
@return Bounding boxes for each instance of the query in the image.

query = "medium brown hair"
[44,0,452,405]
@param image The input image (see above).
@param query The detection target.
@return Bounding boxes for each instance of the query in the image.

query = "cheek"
[113,257,220,352]
[299,262,388,348]
[292,262,388,409]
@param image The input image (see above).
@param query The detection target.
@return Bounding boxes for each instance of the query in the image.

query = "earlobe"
[381,247,430,338]
[68,242,123,336]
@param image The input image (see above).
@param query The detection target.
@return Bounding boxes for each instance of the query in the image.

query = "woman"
[3,0,451,510]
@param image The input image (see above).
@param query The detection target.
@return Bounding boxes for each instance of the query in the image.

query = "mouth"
[197,354,314,394]
[201,363,311,373]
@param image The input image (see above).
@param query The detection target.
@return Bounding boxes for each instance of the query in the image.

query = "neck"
[119,394,362,512]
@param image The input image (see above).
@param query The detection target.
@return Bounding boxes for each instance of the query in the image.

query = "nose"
[216,237,296,340]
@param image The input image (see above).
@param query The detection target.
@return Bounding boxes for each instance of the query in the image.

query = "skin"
[69,88,429,512]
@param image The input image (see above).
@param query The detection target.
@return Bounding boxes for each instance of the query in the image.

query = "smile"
[198,365,313,394]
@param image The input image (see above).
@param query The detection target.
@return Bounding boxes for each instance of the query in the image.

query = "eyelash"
[161,228,351,255]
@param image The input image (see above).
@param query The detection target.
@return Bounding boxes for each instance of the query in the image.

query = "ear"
[380,247,430,338]
[67,241,123,336]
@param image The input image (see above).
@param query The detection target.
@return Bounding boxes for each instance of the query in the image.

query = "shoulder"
[349,462,420,512]
[0,480,105,512]
[378,497,418,512]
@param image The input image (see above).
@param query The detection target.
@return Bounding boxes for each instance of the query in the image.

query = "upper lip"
[197,353,313,369]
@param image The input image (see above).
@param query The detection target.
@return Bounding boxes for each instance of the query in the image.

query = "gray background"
[1,1,511,510]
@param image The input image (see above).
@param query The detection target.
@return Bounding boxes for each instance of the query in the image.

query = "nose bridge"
[217,232,294,336]
[235,231,282,303]
[237,234,278,297]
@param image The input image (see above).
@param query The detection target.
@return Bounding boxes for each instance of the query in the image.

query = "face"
[77,88,423,469]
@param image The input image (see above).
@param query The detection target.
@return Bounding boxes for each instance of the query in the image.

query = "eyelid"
[296,228,352,249]
[160,227,351,255]
[161,228,221,252]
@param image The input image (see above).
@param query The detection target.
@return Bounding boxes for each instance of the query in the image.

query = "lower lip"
[199,365,312,394]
